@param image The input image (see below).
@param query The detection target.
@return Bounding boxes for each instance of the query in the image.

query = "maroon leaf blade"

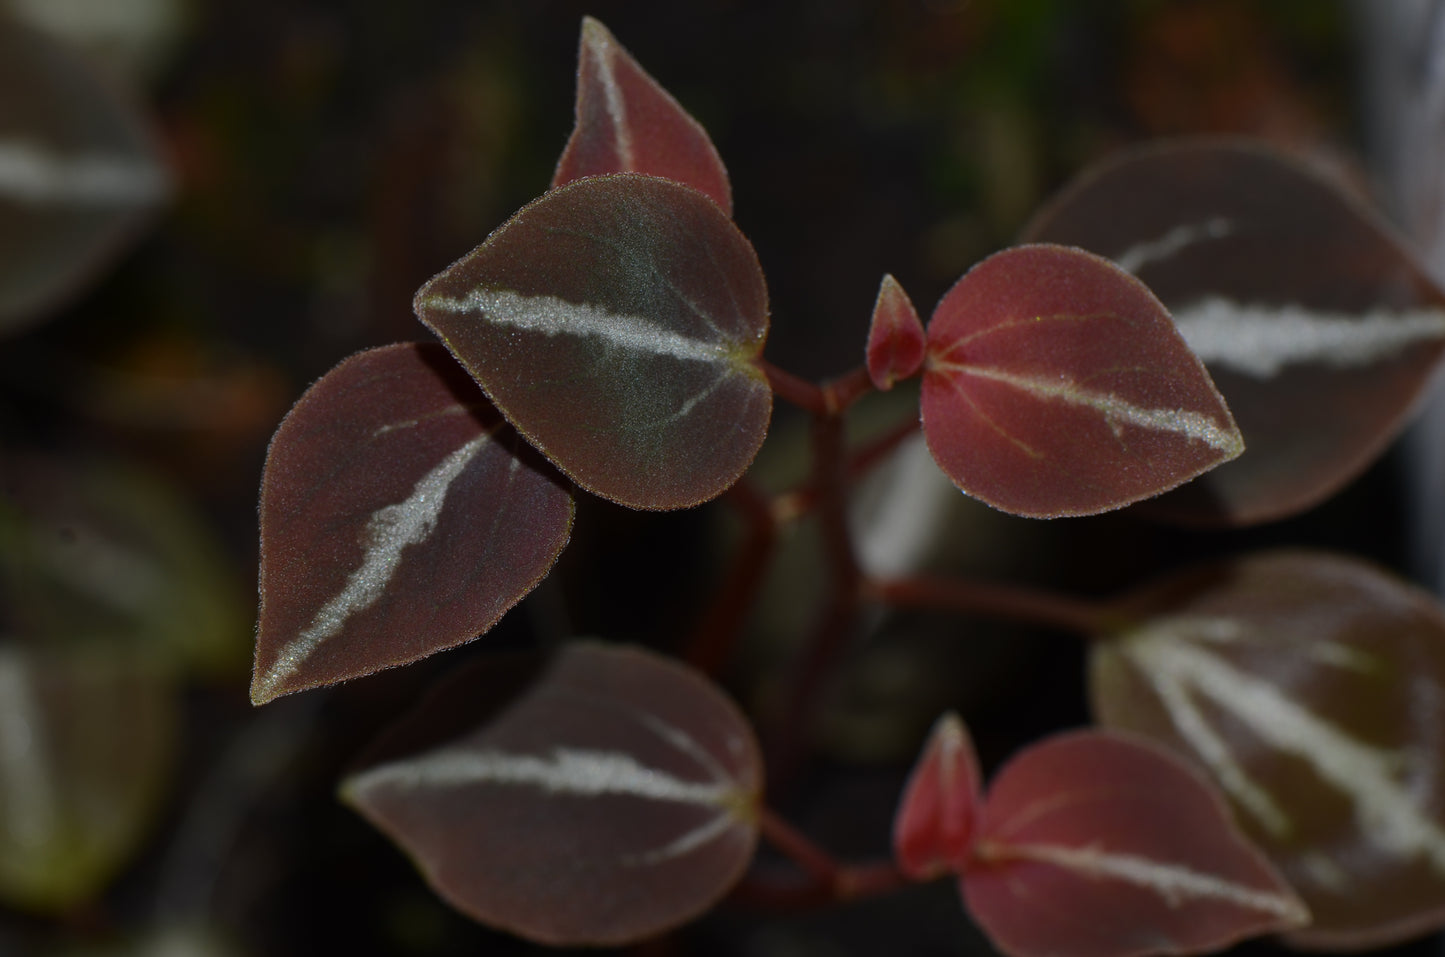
[921,244,1243,518]
[414,174,771,510]
[964,731,1307,957]
[553,17,732,215]
[893,711,982,880]
[1024,141,1445,525]
[1091,551,1445,949]
[0,18,169,334]
[867,273,926,390]
[340,641,764,946]
[253,343,573,704]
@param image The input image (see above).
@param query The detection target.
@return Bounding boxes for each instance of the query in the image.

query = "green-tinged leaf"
[254,343,573,703]
[0,455,250,678]
[553,17,732,214]
[415,174,771,510]
[0,643,176,912]
[0,17,169,333]
[1024,140,1445,525]
[921,244,1242,518]
[341,641,763,946]
[1091,551,1445,948]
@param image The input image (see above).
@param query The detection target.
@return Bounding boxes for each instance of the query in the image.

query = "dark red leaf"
[964,730,1307,957]
[893,712,982,880]
[552,17,732,215]
[0,18,169,333]
[253,343,573,703]
[867,273,926,390]
[921,244,1242,518]
[341,641,764,946]
[1092,551,1445,949]
[414,174,771,510]
[1024,140,1445,525]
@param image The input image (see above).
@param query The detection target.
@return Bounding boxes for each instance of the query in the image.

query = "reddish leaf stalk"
[759,358,830,414]
[821,366,874,414]
[846,415,921,482]
[866,575,1107,636]
[749,808,907,907]
[683,478,779,676]
[770,401,864,779]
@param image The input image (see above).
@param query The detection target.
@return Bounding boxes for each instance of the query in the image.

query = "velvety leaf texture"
[867,273,926,390]
[414,174,772,510]
[893,712,981,880]
[1091,551,1445,948]
[553,17,732,214]
[965,731,1307,957]
[1024,140,1445,525]
[921,244,1242,518]
[341,641,764,946]
[0,18,169,333]
[253,343,573,703]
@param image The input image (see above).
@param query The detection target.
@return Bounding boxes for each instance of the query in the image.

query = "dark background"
[2,2,1415,956]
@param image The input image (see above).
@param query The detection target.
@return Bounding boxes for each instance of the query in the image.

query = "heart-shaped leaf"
[920,243,1242,518]
[867,273,925,391]
[1091,551,1445,948]
[553,17,732,215]
[0,17,169,333]
[964,730,1307,957]
[253,343,573,704]
[341,641,764,946]
[1024,140,1445,525]
[892,711,982,880]
[414,174,771,510]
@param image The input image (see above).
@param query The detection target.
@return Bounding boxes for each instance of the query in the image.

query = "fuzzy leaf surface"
[965,731,1306,957]
[0,18,169,333]
[415,174,771,510]
[341,641,764,946]
[1024,140,1445,525]
[1092,551,1445,948]
[553,17,732,214]
[921,244,1242,518]
[253,343,573,703]
[867,273,926,390]
[893,712,982,880]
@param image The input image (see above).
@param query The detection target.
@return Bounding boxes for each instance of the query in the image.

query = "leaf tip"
[893,710,982,881]
[867,273,926,391]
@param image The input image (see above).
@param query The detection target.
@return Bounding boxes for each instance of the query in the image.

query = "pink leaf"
[867,273,926,390]
[1093,550,1445,949]
[341,641,763,946]
[552,17,732,215]
[1024,141,1445,526]
[253,343,574,703]
[921,244,1243,518]
[964,731,1307,957]
[893,712,982,880]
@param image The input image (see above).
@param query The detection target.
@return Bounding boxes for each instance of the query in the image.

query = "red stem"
[683,479,779,676]
[865,574,1108,636]
[743,808,907,909]
[759,359,829,414]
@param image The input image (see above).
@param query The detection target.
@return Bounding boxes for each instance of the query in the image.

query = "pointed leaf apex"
[554,17,732,214]
[893,711,983,880]
[867,273,926,390]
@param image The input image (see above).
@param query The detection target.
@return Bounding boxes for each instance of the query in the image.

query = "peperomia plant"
[252,16,1445,956]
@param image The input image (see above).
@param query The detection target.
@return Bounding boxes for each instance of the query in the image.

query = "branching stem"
[865,574,1109,636]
